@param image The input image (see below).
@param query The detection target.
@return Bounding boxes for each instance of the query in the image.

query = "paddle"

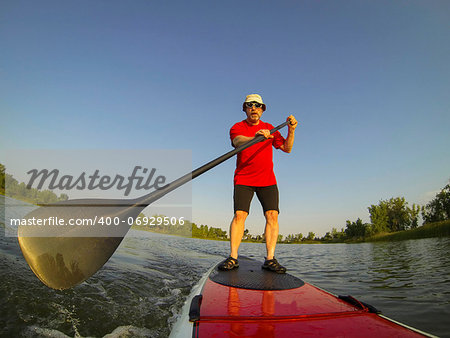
[17,120,290,290]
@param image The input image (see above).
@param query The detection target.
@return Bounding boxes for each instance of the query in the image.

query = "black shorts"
[233,184,279,214]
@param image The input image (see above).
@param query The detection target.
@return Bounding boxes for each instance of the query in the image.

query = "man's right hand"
[255,129,274,139]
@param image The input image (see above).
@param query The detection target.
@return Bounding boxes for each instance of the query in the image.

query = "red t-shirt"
[230,120,285,186]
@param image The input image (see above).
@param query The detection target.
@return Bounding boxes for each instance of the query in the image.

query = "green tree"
[368,197,419,233]
[368,201,389,233]
[209,226,227,239]
[422,183,450,223]
[0,163,5,194]
[331,227,346,241]
[58,193,69,201]
[409,203,421,228]
[389,197,412,231]
[344,218,368,238]
[322,232,333,241]
[306,232,315,241]
[191,223,200,237]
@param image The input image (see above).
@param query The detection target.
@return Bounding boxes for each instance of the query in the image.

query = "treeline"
[247,183,450,244]
[191,223,228,240]
[239,230,317,244]
[131,213,191,236]
[321,183,450,242]
[0,164,68,204]
[131,213,228,240]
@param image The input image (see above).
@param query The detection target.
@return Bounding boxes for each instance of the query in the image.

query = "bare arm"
[279,115,298,153]
[232,135,253,147]
[232,129,274,148]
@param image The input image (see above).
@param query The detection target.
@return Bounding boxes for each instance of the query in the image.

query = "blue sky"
[1,1,449,236]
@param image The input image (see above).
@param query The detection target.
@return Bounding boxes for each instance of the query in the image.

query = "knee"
[265,210,279,224]
[234,210,248,222]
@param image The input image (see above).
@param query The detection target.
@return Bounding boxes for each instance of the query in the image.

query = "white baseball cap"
[243,94,266,111]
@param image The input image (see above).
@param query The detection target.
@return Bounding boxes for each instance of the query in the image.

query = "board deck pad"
[209,256,305,290]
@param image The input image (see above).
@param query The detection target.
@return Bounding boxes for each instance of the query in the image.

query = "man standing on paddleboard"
[219,94,298,273]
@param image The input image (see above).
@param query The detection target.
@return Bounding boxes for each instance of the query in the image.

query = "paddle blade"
[18,236,123,290]
[17,198,144,290]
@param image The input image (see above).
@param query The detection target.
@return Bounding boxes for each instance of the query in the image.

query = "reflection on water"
[1,199,449,338]
[369,241,417,291]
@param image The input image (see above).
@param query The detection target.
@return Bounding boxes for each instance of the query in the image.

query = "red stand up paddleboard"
[170,257,434,337]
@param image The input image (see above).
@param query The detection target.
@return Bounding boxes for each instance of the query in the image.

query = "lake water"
[1,204,449,337]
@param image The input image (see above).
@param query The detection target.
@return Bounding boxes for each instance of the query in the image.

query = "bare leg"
[264,210,279,260]
[230,210,248,259]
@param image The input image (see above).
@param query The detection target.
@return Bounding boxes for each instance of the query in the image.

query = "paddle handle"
[140,120,290,205]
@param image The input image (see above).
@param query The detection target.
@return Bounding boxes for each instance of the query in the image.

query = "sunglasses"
[245,102,263,108]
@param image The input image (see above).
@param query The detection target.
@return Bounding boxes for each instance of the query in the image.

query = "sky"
[1,0,449,237]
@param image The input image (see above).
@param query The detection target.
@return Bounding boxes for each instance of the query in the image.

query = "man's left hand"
[287,115,298,130]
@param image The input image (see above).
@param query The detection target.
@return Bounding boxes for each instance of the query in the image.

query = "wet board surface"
[170,257,430,337]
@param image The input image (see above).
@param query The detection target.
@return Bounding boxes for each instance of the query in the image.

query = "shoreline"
[131,220,450,244]
[362,220,450,242]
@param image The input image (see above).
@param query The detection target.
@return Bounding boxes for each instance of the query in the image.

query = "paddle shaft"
[140,120,290,206]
